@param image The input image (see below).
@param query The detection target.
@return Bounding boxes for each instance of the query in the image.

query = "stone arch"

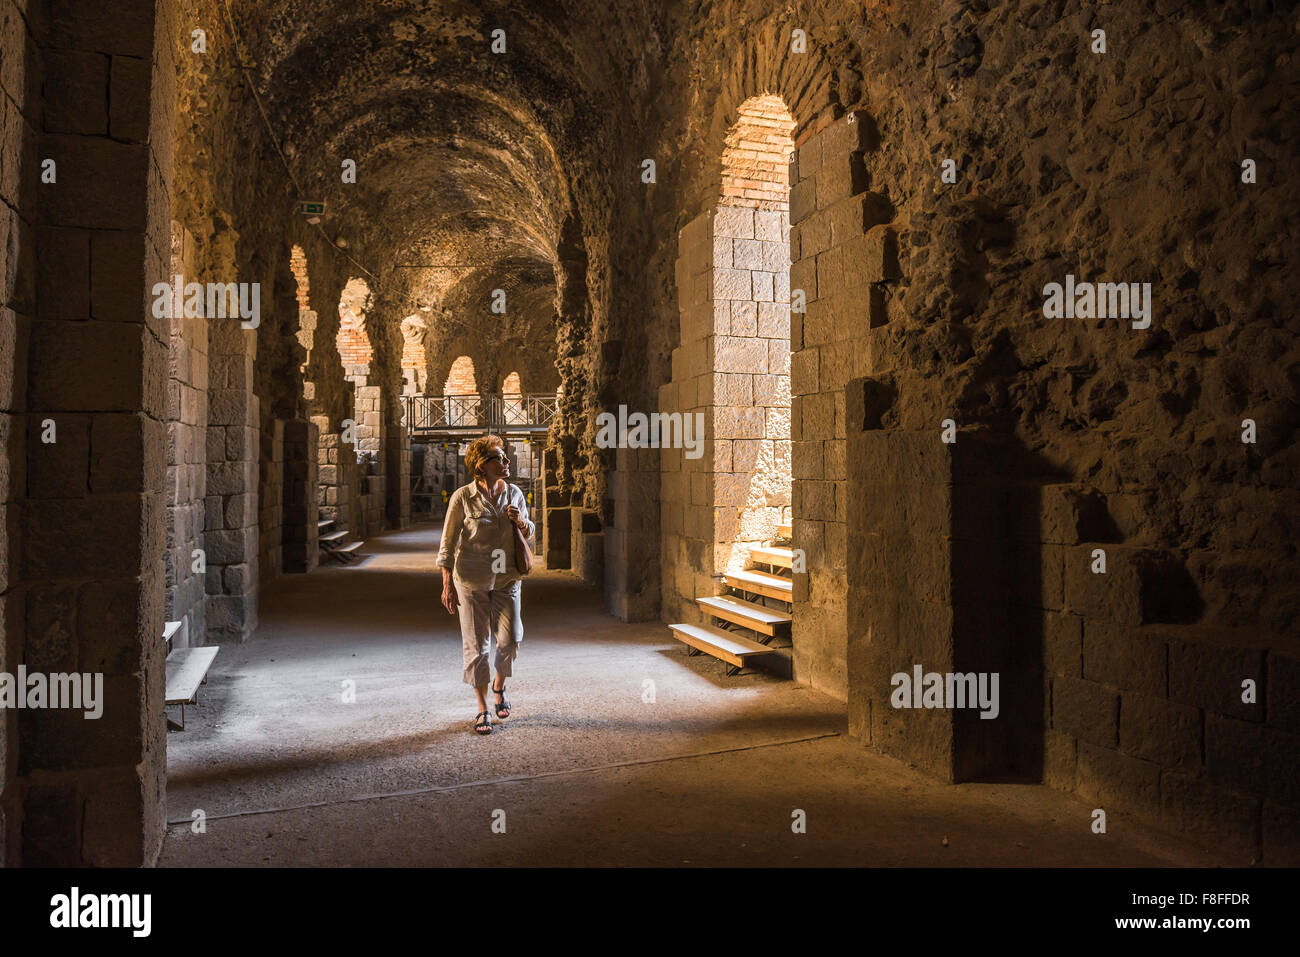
[685,27,839,222]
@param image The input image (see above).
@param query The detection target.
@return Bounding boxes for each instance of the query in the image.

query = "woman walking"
[437,435,535,734]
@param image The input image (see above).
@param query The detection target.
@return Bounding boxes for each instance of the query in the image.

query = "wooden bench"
[162,620,218,731]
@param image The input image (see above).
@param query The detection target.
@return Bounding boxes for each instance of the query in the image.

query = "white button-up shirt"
[437,480,536,590]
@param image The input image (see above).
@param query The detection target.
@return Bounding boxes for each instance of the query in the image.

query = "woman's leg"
[456,580,492,716]
[490,581,523,708]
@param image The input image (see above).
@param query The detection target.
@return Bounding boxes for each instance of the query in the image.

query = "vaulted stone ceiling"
[226,0,661,368]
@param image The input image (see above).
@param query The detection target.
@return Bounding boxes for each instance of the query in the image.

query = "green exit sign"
[298,201,325,215]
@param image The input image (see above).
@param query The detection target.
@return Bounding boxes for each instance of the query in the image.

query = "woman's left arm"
[514,486,535,541]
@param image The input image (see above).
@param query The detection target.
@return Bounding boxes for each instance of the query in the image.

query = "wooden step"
[317,519,333,530]
[320,529,348,544]
[749,545,794,569]
[323,540,364,564]
[668,622,776,668]
[165,646,219,706]
[696,595,791,637]
[162,619,184,647]
[724,568,793,602]
[777,522,791,539]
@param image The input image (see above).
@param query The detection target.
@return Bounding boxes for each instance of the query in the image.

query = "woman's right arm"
[438,490,463,614]
[436,489,463,572]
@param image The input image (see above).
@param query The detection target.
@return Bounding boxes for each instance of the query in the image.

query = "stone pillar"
[355,384,384,534]
[847,381,1044,782]
[604,447,659,620]
[385,394,409,530]
[282,418,318,571]
[542,447,571,569]
[258,418,284,580]
[571,507,604,586]
[11,0,174,867]
[205,318,260,642]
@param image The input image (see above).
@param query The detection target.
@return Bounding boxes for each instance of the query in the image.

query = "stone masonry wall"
[0,0,38,865]
[164,221,207,649]
[788,114,901,699]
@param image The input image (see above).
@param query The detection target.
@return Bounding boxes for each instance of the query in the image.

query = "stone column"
[282,418,318,571]
[13,0,174,866]
[543,447,571,569]
[205,312,260,642]
[355,383,384,534]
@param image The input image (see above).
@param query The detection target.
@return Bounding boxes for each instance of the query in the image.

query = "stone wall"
[164,222,208,648]
[787,114,900,699]
[0,0,37,866]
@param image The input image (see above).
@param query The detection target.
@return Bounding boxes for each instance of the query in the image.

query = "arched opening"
[336,277,374,382]
[400,314,430,395]
[444,354,478,395]
[444,355,479,426]
[717,94,795,575]
[502,370,525,424]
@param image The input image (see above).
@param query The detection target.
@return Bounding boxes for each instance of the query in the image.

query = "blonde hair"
[465,434,505,476]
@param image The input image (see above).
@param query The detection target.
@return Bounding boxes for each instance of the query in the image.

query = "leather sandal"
[492,680,511,719]
[474,710,492,734]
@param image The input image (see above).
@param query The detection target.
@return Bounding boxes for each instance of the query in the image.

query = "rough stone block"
[1161,771,1260,862]
[1082,619,1166,696]
[1119,691,1201,769]
[42,50,108,134]
[816,150,868,208]
[790,175,817,225]
[1043,612,1081,677]
[1266,651,1300,734]
[1168,634,1264,721]
[1076,741,1161,821]
[1051,676,1117,747]
[713,205,753,239]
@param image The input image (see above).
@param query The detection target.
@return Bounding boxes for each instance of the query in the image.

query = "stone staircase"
[669,522,794,676]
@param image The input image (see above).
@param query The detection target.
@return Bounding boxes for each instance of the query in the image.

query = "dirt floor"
[158,524,1221,867]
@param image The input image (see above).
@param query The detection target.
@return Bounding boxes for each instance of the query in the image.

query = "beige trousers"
[455,578,523,687]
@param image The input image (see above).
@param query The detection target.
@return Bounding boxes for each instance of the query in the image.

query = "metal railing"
[404,393,559,434]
